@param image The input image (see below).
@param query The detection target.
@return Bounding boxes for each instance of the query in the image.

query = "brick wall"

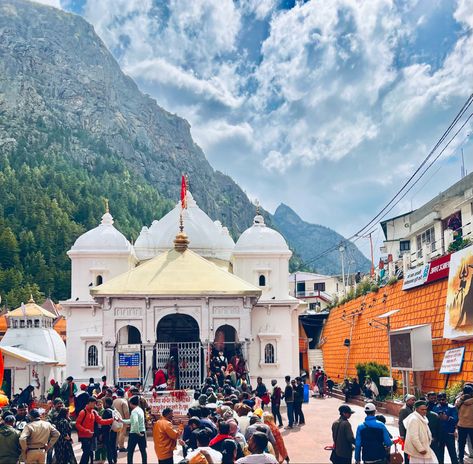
[321,279,472,392]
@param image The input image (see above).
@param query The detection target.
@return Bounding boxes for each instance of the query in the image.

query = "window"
[314,282,326,292]
[416,227,436,257]
[87,345,98,367]
[296,282,306,296]
[264,343,275,364]
[258,275,266,286]
[96,275,103,286]
[34,320,40,328]
[26,320,32,328]
[400,240,410,252]
[12,320,18,329]
[20,320,25,328]
[309,302,321,311]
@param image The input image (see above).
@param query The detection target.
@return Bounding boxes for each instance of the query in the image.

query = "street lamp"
[369,309,400,396]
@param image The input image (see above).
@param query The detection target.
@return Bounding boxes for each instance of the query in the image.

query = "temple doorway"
[214,324,238,359]
[155,314,201,389]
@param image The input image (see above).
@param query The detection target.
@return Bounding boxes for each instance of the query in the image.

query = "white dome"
[135,192,235,261]
[69,212,134,254]
[234,214,291,254]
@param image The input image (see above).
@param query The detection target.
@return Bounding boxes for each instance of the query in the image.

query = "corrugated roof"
[0,346,59,364]
[91,248,262,297]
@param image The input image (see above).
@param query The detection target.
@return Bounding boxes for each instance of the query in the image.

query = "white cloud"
[75,0,473,242]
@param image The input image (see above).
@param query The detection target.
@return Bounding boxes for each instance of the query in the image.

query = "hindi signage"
[148,391,193,416]
[439,347,466,374]
[403,254,451,291]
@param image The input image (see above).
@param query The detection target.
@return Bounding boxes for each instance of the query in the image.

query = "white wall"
[68,252,136,301]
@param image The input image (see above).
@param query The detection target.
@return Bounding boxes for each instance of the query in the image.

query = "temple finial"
[104,198,109,214]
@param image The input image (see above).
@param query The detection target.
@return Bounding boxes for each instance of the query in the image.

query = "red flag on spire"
[181,175,187,209]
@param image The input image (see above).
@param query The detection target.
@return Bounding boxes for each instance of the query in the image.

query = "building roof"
[0,346,59,364]
[69,211,134,255]
[91,247,262,297]
[54,316,67,341]
[42,298,61,318]
[234,214,290,255]
[134,192,235,261]
[7,298,56,319]
[289,271,334,282]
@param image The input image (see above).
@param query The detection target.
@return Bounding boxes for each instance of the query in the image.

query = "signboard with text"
[439,347,466,374]
[148,391,193,416]
[403,254,451,291]
[118,351,141,382]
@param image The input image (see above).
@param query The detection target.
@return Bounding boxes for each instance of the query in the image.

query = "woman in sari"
[263,412,289,463]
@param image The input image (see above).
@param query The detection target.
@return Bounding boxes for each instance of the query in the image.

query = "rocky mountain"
[273,204,371,275]
[0,0,369,305]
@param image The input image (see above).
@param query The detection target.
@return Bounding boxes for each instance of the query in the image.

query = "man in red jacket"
[75,397,114,464]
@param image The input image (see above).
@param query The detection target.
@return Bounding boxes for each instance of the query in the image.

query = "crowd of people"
[0,371,308,464]
[331,383,473,464]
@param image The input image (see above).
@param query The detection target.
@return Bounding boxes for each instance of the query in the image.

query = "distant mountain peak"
[273,203,370,275]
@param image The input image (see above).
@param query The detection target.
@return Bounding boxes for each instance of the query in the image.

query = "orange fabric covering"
[0,315,7,335]
[321,279,471,391]
[54,316,67,341]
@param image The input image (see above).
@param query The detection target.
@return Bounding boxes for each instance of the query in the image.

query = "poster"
[444,245,473,340]
[390,332,412,369]
[439,347,465,374]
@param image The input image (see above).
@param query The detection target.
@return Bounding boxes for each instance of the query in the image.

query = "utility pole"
[339,244,346,295]
[369,232,375,277]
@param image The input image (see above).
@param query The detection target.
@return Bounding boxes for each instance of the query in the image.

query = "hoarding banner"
[402,264,430,290]
[426,254,451,283]
[439,347,465,374]
[444,245,473,340]
[402,254,451,291]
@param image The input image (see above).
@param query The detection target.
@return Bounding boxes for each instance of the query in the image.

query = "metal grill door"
[155,342,202,389]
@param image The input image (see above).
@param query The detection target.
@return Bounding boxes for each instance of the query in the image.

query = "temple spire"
[174,213,190,252]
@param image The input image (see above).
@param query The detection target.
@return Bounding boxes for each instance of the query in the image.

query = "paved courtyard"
[71,396,402,463]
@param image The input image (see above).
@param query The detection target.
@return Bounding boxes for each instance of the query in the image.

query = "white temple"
[0,298,66,396]
[61,192,303,388]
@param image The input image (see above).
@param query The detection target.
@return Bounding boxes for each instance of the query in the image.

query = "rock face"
[273,204,371,275]
[0,0,256,234]
[0,0,370,285]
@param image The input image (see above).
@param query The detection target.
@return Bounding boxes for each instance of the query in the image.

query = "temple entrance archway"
[155,314,201,390]
[214,324,238,360]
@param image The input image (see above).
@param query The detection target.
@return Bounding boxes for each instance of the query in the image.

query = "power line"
[300,93,473,268]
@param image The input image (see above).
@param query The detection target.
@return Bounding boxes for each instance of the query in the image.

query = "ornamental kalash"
[61,181,304,392]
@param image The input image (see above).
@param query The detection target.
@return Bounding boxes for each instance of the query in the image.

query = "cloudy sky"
[39,0,472,256]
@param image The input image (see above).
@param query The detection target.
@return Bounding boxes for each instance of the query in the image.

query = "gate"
[155,342,202,390]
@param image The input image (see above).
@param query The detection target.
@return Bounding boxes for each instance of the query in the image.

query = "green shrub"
[448,238,472,253]
[387,276,398,285]
[445,381,464,404]
[356,361,395,400]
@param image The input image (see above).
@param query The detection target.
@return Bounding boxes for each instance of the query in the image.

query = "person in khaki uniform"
[19,409,60,464]
[112,388,130,451]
